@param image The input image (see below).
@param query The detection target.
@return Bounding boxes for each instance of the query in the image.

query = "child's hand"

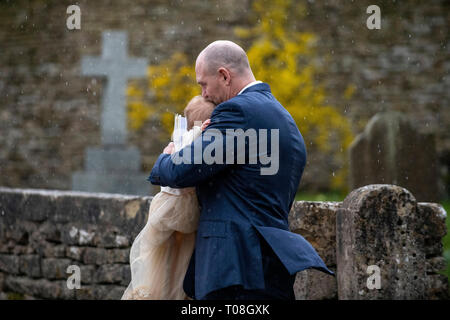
[201,119,211,131]
[163,142,175,154]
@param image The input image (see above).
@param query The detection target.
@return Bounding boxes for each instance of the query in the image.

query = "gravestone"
[349,111,440,202]
[336,184,448,299]
[72,31,150,196]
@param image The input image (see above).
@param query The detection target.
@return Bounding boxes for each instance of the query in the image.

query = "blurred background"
[0,0,449,279]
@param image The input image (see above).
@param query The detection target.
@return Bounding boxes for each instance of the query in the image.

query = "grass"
[295,191,347,202]
[441,201,450,283]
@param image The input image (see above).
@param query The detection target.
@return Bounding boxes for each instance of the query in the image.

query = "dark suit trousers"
[201,237,296,300]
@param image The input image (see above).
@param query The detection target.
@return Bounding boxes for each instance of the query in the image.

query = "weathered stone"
[0,186,448,300]
[73,285,96,300]
[425,274,449,300]
[0,187,152,239]
[0,272,4,291]
[5,276,43,298]
[336,184,428,299]
[349,111,440,202]
[4,276,75,300]
[22,193,52,222]
[65,246,85,261]
[0,243,9,254]
[94,227,131,248]
[12,245,34,255]
[0,254,19,274]
[61,224,96,246]
[417,202,447,257]
[426,256,447,274]
[74,284,125,300]
[79,265,96,285]
[46,244,66,258]
[82,247,110,265]
[105,286,127,300]
[38,221,62,243]
[41,258,72,280]
[5,226,29,245]
[289,201,340,266]
[94,264,125,284]
[294,268,337,300]
[18,255,41,278]
[121,265,131,287]
[36,242,66,258]
[109,249,130,264]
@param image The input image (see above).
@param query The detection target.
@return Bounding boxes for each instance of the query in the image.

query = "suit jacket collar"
[240,82,271,95]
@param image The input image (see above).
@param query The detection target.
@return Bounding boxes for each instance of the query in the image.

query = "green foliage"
[441,201,450,284]
[295,191,346,202]
[127,53,199,134]
[7,292,25,300]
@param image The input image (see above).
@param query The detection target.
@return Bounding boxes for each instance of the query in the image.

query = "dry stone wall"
[0,184,447,300]
[0,187,151,299]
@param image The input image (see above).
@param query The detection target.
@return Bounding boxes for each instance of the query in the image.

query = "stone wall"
[0,187,151,299]
[0,184,447,300]
[0,0,449,196]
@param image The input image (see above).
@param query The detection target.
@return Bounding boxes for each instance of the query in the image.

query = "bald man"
[148,40,334,300]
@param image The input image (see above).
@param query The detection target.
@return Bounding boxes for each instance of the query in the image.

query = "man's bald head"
[195,40,256,105]
[197,40,252,76]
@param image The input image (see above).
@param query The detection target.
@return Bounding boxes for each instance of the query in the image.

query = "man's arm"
[148,101,247,188]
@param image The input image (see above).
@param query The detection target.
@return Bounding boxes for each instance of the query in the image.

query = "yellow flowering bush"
[127,53,199,133]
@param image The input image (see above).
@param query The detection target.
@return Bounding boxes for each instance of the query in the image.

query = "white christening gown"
[122,126,202,300]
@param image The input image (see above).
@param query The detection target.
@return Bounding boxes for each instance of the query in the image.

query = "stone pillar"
[289,201,339,300]
[336,184,448,299]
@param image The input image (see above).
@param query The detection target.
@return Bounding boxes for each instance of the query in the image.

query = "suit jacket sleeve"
[148,101,247,188]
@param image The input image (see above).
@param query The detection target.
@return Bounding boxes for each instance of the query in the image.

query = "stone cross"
[82,31,147,145]
[73,31,152,196]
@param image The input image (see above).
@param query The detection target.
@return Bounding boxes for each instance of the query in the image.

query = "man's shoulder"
[212,98,245,116]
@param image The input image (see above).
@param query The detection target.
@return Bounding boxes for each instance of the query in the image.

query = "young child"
[122,96,214,300]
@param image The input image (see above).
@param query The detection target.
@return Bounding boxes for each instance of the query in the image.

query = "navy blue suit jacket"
[148,83,334,299]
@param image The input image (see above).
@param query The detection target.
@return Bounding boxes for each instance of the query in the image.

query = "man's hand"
[163,142,175,154]
[201,119,211,131]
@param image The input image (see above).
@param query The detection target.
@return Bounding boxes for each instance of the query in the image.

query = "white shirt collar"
[237,81,262,95]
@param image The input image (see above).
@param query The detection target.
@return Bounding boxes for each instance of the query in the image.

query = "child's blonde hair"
[184,96,215,130]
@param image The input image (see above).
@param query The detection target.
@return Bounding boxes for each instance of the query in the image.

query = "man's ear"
[218,67,231,86]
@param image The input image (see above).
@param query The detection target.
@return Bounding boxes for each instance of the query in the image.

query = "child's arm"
[148,102,246,188]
